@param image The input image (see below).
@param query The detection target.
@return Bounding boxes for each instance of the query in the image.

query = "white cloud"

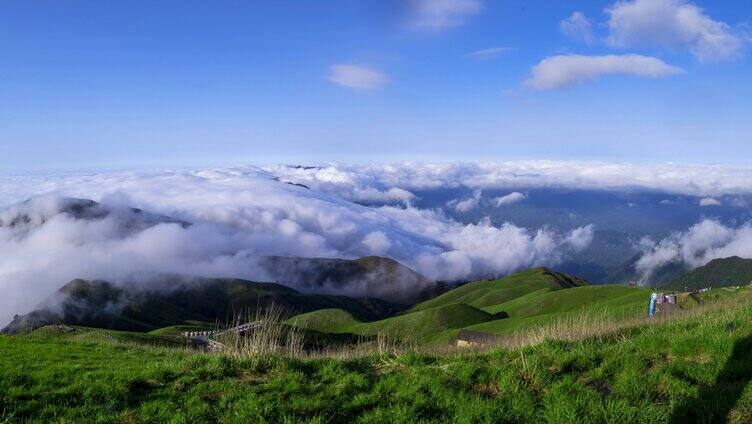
[0,167,594,324]
[329,64,390,90]
[447,189,482,212]
[362,231,392,255]
[606,0,745,63]
[467,46,512,60]
[526,54,683,90]
[494,192,526,207]
[560,11,595,44]
[261,165,416,205]
[564,224,595,252]
[699,197,721,206]
[409,0,482,30]
[635,219,752,283]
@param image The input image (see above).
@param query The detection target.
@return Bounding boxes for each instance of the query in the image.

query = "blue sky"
[1,0,751,172]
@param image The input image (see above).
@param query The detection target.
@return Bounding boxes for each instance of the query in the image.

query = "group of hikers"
[648,292,678,318]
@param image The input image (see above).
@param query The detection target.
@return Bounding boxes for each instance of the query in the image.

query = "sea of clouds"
[2,160,752,324]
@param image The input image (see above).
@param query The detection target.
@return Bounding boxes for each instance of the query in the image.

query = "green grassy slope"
[288,303,496,343]
[483,285,650,317]
[457,285,651,338]
[30,325,184,347]
[2,291,751,423]
[410,268,587,312]
[147,323,213,336]
[346,303,494,341]
[285,308,362,333]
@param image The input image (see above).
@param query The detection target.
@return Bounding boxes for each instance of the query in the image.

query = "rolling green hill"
[285,308,362,333]
[287,303,495,342]
[665,256,752,290]
[284,268,649,344]
[2,276,406,334]
[410,267,587,312]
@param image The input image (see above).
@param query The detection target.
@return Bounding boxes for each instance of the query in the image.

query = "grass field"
[2,289,751,423]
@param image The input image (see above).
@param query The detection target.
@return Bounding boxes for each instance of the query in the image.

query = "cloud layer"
[261,161,752,198]
[0,165,595,324]
[527,54,683,90]
[5,160,752,323]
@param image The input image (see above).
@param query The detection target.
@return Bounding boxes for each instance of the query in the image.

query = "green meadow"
[2,275,751,423]
[0,292,752,423]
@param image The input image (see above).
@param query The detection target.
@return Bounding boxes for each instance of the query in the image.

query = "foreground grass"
[2,296,752,423]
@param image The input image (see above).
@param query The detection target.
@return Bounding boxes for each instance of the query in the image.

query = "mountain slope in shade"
[258,255,434,304]
[664,256,752,291]
[1,276,406,334]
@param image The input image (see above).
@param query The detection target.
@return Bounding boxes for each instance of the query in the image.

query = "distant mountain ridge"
[2,276,406,334]
[258,255,435,304]
[664,256,752,290]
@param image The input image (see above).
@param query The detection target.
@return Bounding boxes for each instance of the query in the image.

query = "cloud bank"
[527,54,683,90]
[6,160,752,323]
[0,166,595,324]
[261,161,752,198]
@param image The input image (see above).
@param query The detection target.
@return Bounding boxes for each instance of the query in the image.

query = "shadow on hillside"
[669,334,752,423]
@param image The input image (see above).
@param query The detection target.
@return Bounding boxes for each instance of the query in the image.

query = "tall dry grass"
[212,304,305,359]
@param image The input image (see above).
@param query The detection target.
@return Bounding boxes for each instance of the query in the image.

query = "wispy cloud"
[699,197,721,206]
[467,46,512,60]
[408,0,482,31]
[606,0,746,63]
[329,64,390,90]
[526,54,683,90]
[560,11,595,45]
[494,192,526,206]
[447,189,482,212]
